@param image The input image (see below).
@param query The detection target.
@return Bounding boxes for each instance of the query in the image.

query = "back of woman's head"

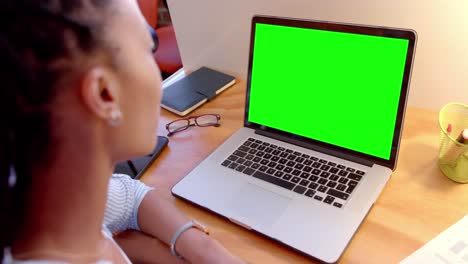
[0,0,113,256]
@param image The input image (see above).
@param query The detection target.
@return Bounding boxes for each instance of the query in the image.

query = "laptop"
[172,15,417,263]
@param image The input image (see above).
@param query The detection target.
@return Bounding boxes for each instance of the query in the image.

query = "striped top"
[3,174,154,264]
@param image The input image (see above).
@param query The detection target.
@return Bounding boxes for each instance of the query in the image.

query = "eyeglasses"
[165,114,221,136]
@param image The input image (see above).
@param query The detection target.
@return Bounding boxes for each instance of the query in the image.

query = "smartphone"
[114,136,169,179]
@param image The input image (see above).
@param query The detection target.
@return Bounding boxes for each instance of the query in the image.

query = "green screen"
[248,23,409,160]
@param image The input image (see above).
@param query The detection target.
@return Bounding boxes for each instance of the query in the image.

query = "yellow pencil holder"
[438,103,468,183]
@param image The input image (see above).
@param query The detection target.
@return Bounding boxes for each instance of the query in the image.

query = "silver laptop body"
[172,15,417,263]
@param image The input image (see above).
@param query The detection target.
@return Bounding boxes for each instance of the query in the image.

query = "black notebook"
[161,67,236,116]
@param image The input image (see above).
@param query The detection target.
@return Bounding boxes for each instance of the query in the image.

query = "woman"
[0,0,245,263]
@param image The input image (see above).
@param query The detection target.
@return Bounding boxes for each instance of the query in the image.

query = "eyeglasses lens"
[196,115,219,127]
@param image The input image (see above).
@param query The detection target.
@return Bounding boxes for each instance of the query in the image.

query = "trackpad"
[227,183,291,228]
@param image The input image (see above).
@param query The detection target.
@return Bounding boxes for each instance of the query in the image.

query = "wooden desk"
[143,81,468,263]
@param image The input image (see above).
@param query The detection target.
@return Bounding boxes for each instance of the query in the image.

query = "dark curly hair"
[0,0,113,257]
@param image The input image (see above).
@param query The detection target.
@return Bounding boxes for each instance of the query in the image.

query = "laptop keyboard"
[221,138,366,209]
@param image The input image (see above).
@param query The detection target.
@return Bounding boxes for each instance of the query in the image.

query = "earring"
[108,109,123,126]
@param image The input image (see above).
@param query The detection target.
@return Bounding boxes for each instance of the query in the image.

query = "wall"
[167,0,468,110]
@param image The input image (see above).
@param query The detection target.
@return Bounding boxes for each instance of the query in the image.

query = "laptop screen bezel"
[243,15,417,170]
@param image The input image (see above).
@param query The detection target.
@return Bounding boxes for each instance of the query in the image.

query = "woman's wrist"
[174,227,215,263]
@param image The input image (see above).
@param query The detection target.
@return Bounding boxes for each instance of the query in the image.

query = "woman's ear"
[80,67,122,125]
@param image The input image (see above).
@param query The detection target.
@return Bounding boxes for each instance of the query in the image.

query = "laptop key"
[221,160,231,167]
[300,172,310,179]
[293,185,306,194]
[227,155,238,162]
[318,185,328,193]
[309,182,319,190]
[329,174,339,181]
[271,156,280,162]
[337,184,347,191]
[278,147,285,151]
[276,164,285,170]
[238,146,250,152]
[327,189,349,200]
[327,181,337,188]
[309,175,319,182]
[228,163,238,169]
[264,154,272,159]
[293,151,301,156]
[267,162,277,168]
[285,149,293,153]
[329,167,339,174]
[319,159,327,164]
[283,174,292,181]
[328,162,336,167]
[252,171,295,190]
[324,196,335,204]
[305,189,315,197]
[260,159,269,165]
[299,179,310,187]
[310,156,319,161]
[312,169,321,175]
[279,158,288,164]
[245,154,254,160]
[251,163,260,169]
[259,166,268,172]
[265,148,273,153]
[314,196,323,201]
[318,178,327,185]
[348,173,363,181]
[235,165,246,172]
[247,138,255,141]
[257,152,265,157]
[237,158,246,165]
[312,162,321,168]
[321,165,331,171]
[280,152,289,158]
[302,154,310,158]
[294,163,304,170]
[304,160,313,166]
[320,172,330,178]
[338,170,348,177]
[356,170,365,175]
[248,149,257,154]
[244,161,253,167]
[333,202,343,208]
[284,167,293,173]
[266,168,276,175]
[286,161,296,167]
[243,141,252,146]
[303,166,312,172]
[272,150,281,155]
[292,169,301,176]
[337,165,346,169]
[254,140,262,144]
[287,154,297,160]
[338,177,348,184]
[291,177,301,183]
[250,143,259,148]
[234,150,247,158]
[243,168,255,175]
[274,171,284,178]
[346,167,356,173]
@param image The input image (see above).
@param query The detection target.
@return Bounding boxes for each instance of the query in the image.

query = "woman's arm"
[137,189,245,263]
[114,230,188,264]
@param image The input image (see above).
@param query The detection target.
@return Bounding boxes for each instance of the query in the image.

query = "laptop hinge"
[255,130,374,167]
